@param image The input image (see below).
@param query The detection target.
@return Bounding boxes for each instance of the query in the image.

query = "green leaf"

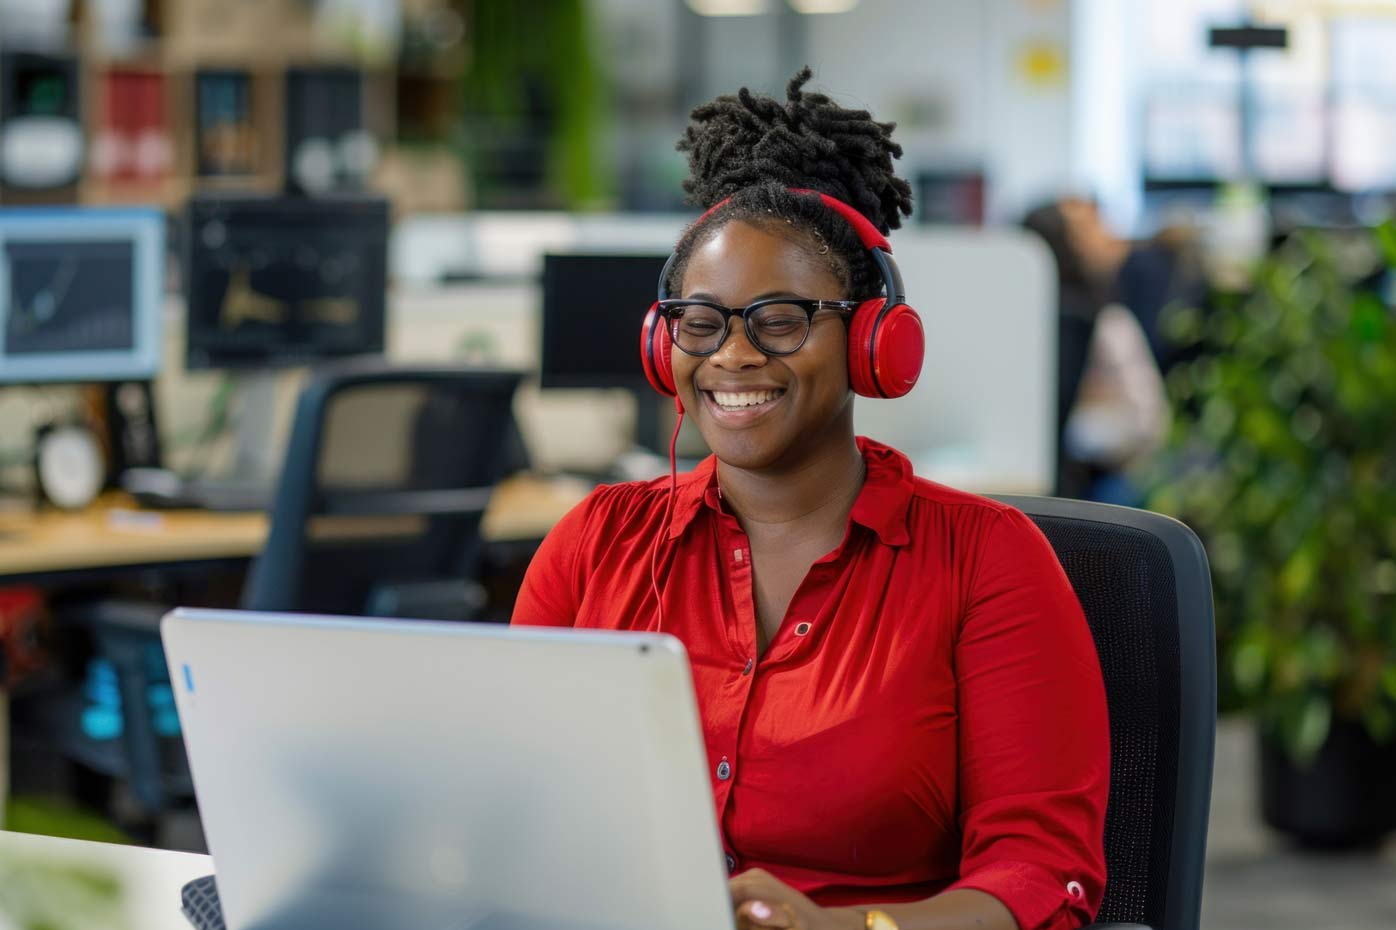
[1364,702,1395,744]
[1292,695,1332,764]
[1374,220,1396,268]
[1279,544,1319,605]
[1233,639,1268,694]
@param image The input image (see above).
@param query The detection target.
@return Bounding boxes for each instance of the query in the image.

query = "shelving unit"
[0,0,467,211]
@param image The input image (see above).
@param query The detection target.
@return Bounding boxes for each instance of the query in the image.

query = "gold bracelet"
[864,909,899,930]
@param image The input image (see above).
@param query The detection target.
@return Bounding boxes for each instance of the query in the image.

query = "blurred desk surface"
[0,831,212,930]
[0,474,592,583]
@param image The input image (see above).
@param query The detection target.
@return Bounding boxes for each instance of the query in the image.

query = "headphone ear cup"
[847,298,885,398]
[640,302,677,397]
[847,299,925,399]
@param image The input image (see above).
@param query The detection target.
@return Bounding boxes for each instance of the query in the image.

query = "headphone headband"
[786,188,891,252]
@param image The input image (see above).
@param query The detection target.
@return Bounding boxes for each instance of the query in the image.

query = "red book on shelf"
[94,70,171,183]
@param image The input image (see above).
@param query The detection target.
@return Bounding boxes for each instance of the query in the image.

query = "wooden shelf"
[0,2,467,211]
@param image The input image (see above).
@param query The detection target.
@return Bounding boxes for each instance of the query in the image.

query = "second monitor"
[184,193,389,371]
[539,252,673,455]
[539,252,668,392]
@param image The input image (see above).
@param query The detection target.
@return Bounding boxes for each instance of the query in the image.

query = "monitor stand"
[229,371,282,482]
[117,372,282,511]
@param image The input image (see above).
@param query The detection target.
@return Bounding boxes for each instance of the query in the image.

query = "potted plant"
[1148,223,1396,847]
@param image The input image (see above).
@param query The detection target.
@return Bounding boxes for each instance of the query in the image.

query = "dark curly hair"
[666,67,913,300]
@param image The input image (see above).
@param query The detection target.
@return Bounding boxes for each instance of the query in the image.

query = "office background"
[0,1,1394,928]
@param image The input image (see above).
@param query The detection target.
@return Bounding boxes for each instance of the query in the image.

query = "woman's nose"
[708,319,767,369]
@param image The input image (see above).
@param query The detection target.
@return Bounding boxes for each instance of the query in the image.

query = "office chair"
[55,362,524,822]
[241,362,523,617]
[994,496,1216,930]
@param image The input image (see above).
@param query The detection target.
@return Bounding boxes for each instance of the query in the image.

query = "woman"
[513,70,1109,930]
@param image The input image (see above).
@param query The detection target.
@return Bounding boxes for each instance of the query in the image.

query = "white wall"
[801,0,1077,222]
[592,0,1086,223]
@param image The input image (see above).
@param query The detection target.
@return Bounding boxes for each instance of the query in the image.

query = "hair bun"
[677,66,913,234]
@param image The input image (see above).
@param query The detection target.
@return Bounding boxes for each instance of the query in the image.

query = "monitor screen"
[0,207,164,384]
[184,194,388,370]
[539,253,668,390]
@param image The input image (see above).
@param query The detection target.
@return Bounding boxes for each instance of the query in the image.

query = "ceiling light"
[788,0,860,12]
[686,0,771,15]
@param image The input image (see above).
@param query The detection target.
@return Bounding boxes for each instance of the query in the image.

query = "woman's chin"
[701,430,786,472]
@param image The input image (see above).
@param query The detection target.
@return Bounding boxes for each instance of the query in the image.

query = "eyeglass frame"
[657,296,863,358]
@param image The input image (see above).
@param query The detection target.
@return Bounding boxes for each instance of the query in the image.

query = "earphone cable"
[649,402,684,633]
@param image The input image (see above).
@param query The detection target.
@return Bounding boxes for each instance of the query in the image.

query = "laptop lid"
[162,608,733,930]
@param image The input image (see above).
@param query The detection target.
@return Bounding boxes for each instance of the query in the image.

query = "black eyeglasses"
[658,297,859,357]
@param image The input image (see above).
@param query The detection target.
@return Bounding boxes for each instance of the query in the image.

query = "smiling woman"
[513,68,1110,930]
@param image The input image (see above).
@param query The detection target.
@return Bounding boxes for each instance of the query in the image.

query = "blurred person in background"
[1024,198,1195,503]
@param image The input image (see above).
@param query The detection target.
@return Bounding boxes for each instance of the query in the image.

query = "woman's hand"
[729,868,861,930]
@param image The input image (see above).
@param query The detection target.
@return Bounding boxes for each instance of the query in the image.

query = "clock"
[35,423,106,510]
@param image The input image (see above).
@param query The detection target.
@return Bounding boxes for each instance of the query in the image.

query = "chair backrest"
[242,361,524,618]
[993,495,1216,930]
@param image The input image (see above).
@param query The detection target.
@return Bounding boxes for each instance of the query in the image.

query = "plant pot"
[1259,717,1396,849]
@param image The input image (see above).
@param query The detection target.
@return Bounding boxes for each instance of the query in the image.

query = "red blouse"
[512,438,1110,930]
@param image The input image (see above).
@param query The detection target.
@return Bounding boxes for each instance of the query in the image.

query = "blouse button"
[1066,881,1084,900]
[716,759,732,781]
[725,854,737,874]
[742,657,754,676]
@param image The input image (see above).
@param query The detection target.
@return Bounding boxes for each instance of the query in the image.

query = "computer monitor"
[539,252,675,456]
[184,193,388,370]
[915,170,986,225]
[538,252,668,391]
[0,207,164,384]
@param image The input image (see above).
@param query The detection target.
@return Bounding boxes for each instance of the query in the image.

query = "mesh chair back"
[994,496,1215,930]
[243,363,524,617]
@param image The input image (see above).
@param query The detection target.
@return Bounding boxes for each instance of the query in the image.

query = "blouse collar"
[666,436,914,547]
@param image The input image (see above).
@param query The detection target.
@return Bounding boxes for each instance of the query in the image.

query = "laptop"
[161,608,734,930]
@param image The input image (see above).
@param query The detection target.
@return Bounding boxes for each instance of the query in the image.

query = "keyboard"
[181,874,224,930]
[121,468,274,513]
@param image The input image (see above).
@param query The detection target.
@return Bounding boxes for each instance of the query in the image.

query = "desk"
[0,830,211,930]
[0,474,592,583]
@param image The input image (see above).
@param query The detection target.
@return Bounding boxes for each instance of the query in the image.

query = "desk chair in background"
[241,362,523,617]
[995,496,1216,930]
[52,362,525,828]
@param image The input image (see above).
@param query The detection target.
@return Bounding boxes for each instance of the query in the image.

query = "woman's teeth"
[712,390,783,409]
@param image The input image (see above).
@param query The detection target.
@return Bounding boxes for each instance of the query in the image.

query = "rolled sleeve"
[951,508,1110,930]
[950,859,1094,930]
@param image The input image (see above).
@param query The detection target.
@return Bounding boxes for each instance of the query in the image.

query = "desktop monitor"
[538,252,668,391]
[915,171,986,225]
[539,252,674,455]
[0,207,165,384]
[184,193,389,370]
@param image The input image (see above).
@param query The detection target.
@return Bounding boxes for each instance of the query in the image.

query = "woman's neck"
[715,435,866,539]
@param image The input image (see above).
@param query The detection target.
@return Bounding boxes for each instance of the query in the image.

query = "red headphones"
[640,188,924,402]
